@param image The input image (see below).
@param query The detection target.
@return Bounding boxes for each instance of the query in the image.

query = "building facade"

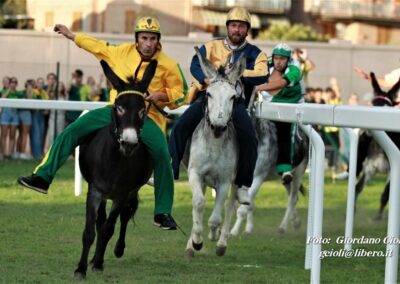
[17,0,400,44]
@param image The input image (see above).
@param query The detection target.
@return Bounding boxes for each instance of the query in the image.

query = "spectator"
[30,77,48,159]
[16,79,34,160]
[43,73,57,150]
[98,74,110,102]
[1,77,22,159]
[322,83,342,178]
[292,47,315,88]
[47,81,67,146]
[335,93,360,180]
[85,75,101,101]
[313,87,325,104]
[304,87,315,103]
[65,69,84,125]
[2,76,10,91]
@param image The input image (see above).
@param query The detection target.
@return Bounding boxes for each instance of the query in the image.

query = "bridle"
[204,79,238,127]
[111,90,147,144]
[371,95,396,107]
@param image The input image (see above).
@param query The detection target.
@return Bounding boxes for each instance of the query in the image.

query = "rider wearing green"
[255,43,302,184]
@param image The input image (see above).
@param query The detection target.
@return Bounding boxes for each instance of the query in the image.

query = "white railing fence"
[1,98,399,283]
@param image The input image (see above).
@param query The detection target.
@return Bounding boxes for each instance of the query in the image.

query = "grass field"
[0,160,395,283]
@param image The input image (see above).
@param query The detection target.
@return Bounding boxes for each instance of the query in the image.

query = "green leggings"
[34,105,174,215]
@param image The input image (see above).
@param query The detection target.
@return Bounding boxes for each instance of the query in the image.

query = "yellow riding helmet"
[226,7,251,28]
[134,17,161,34]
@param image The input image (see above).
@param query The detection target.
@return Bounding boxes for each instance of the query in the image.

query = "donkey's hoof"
[229,231,238,237]
[293,219,302,230]
[277,227,286,234]
[192,241,203,251]
[92,264,104,272]
[216,246,226,256]
[74,270,86,279]
[373,215,383,221]
[185,248,195,259]
[114,242,125,258]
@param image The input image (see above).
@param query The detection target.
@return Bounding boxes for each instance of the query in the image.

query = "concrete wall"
[1,29,399,104]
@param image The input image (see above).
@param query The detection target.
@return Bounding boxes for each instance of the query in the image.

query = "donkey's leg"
[185,171,206,257]
[354,173,367,213]
[114,192,139,258]
[74,189,103,279]
[91,201,123,271]
[90,200,107,265]
[216,184,237,256]
[278,161,306,234]
[278,182,295,234]
[230,175,264,236]
[376,180,390,221]
[208,182,230,241]
[289,181,302,230]
[289,161,307,230]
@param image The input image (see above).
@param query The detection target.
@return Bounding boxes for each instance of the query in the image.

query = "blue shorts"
[18,110,32,125]
[0,108,19,126]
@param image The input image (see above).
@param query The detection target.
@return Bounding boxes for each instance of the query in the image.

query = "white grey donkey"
[230,104,309,236]
[183,47,246,258]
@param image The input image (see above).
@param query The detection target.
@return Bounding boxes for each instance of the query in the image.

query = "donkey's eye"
[230,95,236,100]
[139,108,146,119]
[206,92,211,98]
[117,105,125,115]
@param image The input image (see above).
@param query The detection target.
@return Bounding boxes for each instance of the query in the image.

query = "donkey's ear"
[387,76,400,101]
[100,60,124,90]
[225,52,246,83]
[194,46,217,81]
[370,72,383,96]
[139,60,158,91]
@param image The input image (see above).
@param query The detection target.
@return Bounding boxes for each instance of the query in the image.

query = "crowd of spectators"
[0,70,109,160]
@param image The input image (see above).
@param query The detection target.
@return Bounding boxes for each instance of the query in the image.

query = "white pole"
[305,125,316,270]
[74,146,82,196]
[73,110,89,197]
[299,124,325,284]
[344,128,359,250]
[371,130,400,284]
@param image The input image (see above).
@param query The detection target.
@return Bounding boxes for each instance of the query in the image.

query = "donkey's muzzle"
[120,141,139,157]
[210,124,227,138]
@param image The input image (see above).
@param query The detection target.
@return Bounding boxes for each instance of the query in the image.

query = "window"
[125,10,136,34]
[72,12,83,31]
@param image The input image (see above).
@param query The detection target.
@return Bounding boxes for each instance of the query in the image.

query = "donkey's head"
[194,46,246,138]
[370,72,400,107]
[100,59,157,156]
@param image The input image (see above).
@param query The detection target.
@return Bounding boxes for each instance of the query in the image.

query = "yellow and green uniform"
[34,33,188,215]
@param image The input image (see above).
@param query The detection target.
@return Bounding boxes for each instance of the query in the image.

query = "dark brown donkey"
[74,60,156,279]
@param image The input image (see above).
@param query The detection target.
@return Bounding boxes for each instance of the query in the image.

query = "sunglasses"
[10,81,17,84]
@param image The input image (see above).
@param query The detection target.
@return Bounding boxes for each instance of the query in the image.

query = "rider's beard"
[228,32,246,46]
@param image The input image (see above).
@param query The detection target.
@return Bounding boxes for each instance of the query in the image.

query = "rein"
[372,95,394,106]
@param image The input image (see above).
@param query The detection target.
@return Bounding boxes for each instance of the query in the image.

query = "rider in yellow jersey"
[18,17,188,230]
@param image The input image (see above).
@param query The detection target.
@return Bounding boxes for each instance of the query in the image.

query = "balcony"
[192,0,291,13]
[310,0,400,21]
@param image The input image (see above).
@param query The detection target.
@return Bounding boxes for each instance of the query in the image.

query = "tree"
[257,23,329,42]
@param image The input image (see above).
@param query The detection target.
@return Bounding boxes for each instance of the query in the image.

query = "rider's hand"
[54,24,76,41]
[353,66,370,80]
[145,92,168,103]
